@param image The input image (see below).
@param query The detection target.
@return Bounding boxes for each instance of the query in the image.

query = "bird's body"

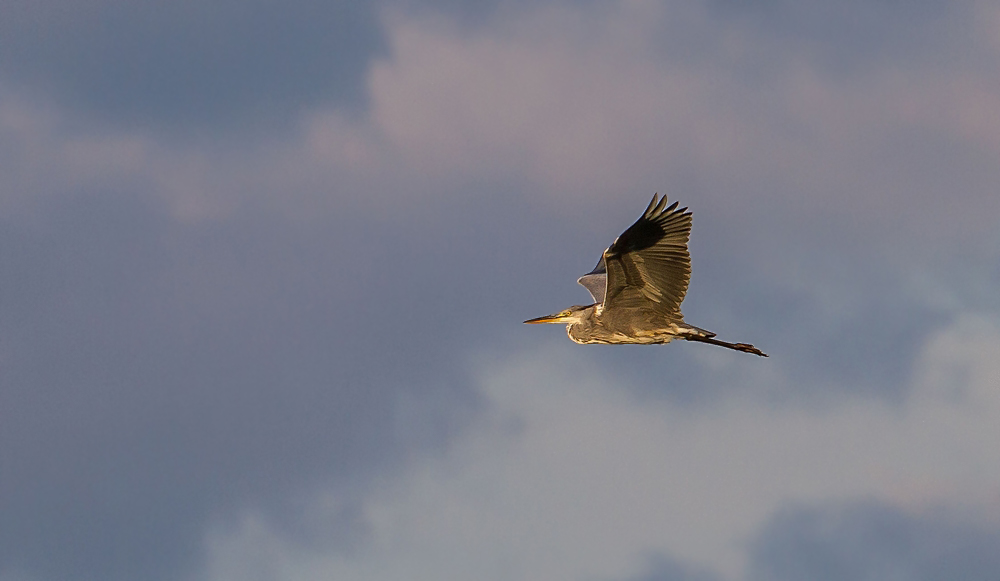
[559,303,706,345]
[525,194,767,357]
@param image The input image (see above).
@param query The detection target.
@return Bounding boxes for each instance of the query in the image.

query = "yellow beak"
[523,314,566,324]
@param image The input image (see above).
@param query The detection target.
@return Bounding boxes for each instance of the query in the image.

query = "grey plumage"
[525,194,767,357]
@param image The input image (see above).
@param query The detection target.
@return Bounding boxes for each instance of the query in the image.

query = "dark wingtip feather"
[643,194,659,217]
[654,195,669,215]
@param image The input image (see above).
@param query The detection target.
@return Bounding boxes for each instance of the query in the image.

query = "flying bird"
[524,194,767,356]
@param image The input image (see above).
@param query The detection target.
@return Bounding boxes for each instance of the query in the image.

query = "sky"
[2,0,1000,580]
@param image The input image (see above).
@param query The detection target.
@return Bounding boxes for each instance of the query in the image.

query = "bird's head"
[523,304,594,325]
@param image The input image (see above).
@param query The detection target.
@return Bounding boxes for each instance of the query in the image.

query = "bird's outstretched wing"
[576,256,607,304]
[601,194,692,319]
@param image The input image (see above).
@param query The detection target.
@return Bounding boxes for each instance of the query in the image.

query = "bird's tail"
[681,333,768,357]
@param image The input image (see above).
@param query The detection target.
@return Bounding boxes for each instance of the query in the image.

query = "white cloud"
[366,3,724,198]
[202,313,1000,581]
[357,2,1000,234]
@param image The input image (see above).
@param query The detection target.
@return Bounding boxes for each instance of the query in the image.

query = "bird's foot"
[734,343,768,357]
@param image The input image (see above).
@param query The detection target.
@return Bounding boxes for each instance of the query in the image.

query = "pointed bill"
[523,313,568,324]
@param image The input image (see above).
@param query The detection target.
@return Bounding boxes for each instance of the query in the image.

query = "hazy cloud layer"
[748,501,1000,581]
[203,313,1000,580]
[2,1,999,580]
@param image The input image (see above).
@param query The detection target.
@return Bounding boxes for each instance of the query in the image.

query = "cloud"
[361,1,1000,234]
[3,1,1000,581]
[351,0,1000,400]
[747,501,1000,581]
[0,93,484,580]
[201,310,1000,581]
[7,0,999,238]
[622,554,723,581]
[0,0,384,129]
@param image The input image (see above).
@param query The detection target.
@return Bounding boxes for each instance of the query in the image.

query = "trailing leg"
[681,333,768,357]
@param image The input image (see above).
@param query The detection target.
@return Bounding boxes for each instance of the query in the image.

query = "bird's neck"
[565,305,599,344]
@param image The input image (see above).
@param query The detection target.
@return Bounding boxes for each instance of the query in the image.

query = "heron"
[524,194,767,357]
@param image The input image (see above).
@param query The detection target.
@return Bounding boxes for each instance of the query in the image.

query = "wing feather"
[576,256,607,304]
[601,193,692,319]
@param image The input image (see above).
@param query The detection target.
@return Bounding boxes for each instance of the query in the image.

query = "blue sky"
[2,1,1000,580]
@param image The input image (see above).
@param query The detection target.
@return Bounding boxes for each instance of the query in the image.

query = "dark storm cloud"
[747,501,1000,581]
[0,0,383,131]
